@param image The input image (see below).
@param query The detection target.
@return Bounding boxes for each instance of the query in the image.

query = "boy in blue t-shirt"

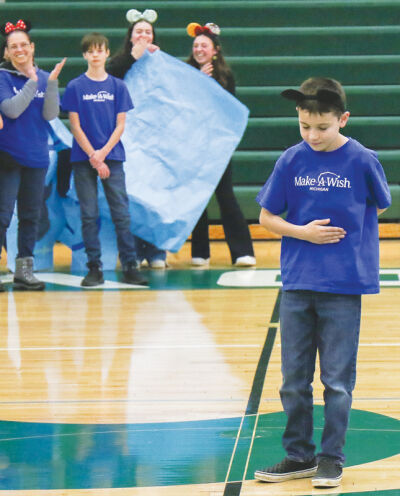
[62,33,146,286]
[254,78,391,488]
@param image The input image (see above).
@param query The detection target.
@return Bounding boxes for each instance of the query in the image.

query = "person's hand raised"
[26,65,38,82]
[200,62,213,77]
[48,57,67,81]
[131,39,159,59]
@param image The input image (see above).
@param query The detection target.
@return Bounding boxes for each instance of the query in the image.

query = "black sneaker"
[0,280,5,292]
[122,263,148,286]
[81,265,104,287]
[312,457,342,488]
[255,456,317,483]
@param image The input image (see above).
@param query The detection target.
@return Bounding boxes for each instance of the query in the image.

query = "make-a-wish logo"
[294,171,351,192]
[83,91,114,102]
[13,86,44,98]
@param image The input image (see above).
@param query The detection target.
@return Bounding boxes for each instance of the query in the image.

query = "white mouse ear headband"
[126,9,158,24]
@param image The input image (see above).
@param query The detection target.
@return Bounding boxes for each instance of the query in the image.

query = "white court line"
[217,268,400,287]
[0,344,261,352]
[0,343,398,353]
[0,272,146,289]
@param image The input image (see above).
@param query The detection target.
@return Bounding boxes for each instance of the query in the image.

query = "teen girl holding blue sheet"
[107,9,167,269]
[186,23,255,267]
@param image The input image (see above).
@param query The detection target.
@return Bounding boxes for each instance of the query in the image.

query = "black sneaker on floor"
[0,280,5,292]
[122,263,148,286]
[254,456,317,482]
[312,457,343,488]
[81,265,104,287]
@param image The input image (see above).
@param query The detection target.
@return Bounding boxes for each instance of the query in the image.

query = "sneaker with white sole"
[150,259,167,269]
[255,456,317,483]
[234,255,256,267]
[191,257,210,267]
[312,457,342,488]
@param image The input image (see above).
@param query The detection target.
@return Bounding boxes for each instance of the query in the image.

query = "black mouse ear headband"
[281,88,346,112]
[0,19,32,37]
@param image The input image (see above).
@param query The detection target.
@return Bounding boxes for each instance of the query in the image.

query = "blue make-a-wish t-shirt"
[62,73,133,162]
[256,138,392,295]
[0,68,51,168]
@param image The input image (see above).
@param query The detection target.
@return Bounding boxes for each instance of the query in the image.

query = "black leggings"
[191,163,254,262]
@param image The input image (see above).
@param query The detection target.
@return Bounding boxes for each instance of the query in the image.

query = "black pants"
[191,163,254,263]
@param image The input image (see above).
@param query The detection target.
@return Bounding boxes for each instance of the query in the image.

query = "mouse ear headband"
[281,88,346,112]
[186,22,221,38]
[126,9,158,24]
[1,19,32,37]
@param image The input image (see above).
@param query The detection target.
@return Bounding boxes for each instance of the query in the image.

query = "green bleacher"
[1,0,399,223]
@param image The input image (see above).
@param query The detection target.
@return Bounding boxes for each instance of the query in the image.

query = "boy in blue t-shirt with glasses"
[254,77,391,488]
[62,33,146,287]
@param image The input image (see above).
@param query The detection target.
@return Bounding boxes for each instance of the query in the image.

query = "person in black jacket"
[107,9,167,269]
[186,22,255,267]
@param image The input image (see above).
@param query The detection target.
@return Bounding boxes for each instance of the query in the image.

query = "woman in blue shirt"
[0,19,65,291]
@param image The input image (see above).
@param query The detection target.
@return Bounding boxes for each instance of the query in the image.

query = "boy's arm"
[259,207,346,245]
[91,112,126,164]
[377,207,387,215]
[68,111,110,179]
[69,111,96,158]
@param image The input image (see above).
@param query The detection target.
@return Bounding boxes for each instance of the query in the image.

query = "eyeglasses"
[7,42,31,51]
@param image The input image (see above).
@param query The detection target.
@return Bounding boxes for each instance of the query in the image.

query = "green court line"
[223,291,281,495]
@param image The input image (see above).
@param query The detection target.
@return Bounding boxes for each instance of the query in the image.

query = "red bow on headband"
[5,20,27,34]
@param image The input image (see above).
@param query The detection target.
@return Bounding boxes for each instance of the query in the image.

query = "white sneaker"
[234,255,256,267]
[191,257,210,267]
[150,259,167,269]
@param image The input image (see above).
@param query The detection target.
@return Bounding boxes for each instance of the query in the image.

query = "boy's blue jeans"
[279,289,361,465]
[72,160,137,267]
[0,165,47,260]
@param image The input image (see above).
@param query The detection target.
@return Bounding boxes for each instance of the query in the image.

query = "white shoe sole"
[312,476,342,487]
[255,466,317,482]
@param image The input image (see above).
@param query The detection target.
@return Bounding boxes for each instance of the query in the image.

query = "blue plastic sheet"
[5,50,248,271]
[122,50,249,251]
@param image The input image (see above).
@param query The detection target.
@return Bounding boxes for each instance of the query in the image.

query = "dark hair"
[112,20,156,60]
[81,32,109,53]
[298,77,346,117]
[186,32,232,90]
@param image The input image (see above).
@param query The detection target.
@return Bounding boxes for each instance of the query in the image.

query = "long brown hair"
[186,33,232,90]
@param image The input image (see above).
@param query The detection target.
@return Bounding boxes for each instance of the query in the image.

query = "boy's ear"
[339,111,350,128]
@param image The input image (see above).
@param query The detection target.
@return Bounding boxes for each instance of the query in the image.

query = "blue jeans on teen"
[279,290,361,465]
[0,165,47,259]
[72,160,137,267]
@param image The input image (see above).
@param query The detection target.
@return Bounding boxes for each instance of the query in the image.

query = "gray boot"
[13,257,45,291]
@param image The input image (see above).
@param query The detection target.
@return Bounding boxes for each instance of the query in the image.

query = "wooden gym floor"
[0,239,399,495]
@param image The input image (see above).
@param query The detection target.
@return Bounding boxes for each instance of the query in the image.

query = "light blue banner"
[6,51,248,271]
[122,50,249,251]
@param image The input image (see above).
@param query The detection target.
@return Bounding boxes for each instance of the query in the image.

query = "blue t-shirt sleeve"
[61,82,78,113]
[366,156,391,209]
[256,156,288,214]
[0,73,15,103]
[115,79,134,114]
